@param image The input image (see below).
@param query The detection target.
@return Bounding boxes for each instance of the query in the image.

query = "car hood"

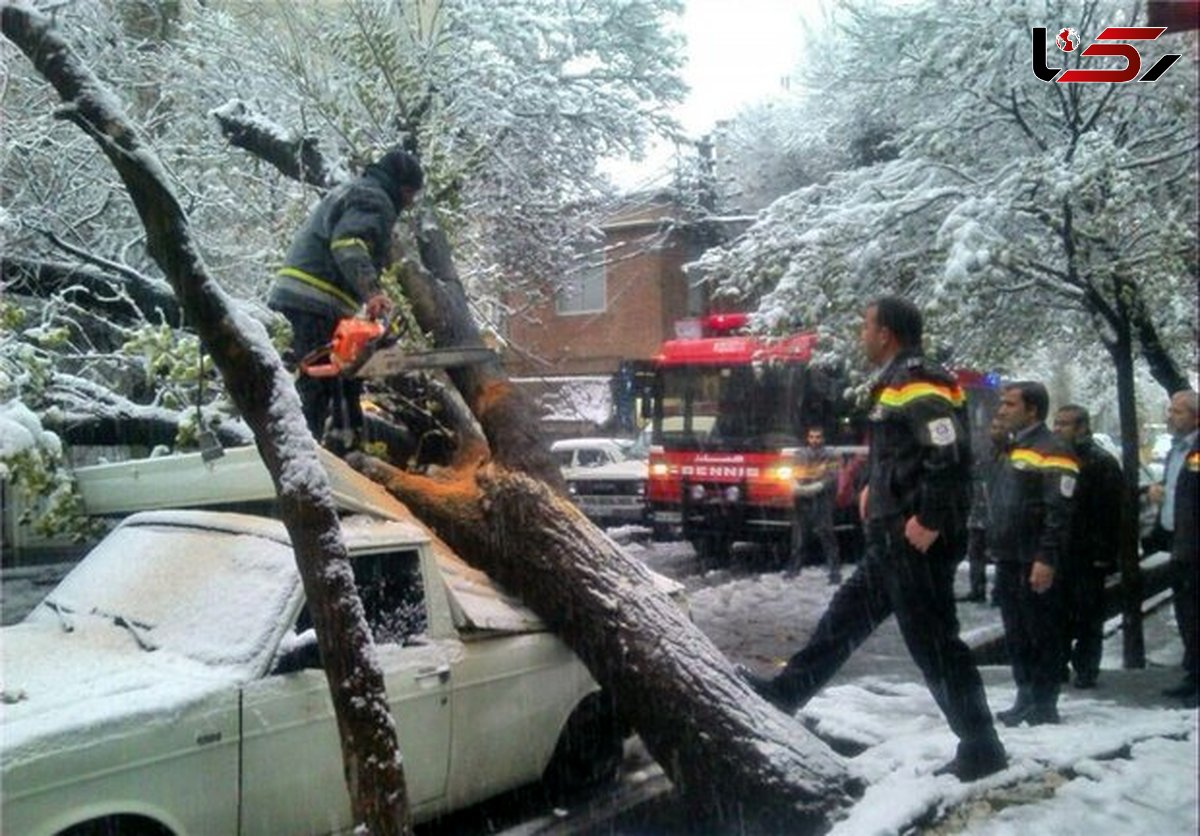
[1,619,240,766]
[563,460,647,481]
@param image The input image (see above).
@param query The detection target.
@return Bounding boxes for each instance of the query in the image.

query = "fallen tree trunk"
[0,5,413,833]
[352,454,862,831]
[1,255,181,327]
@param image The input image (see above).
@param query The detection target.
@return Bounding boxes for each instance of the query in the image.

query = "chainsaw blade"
[355,345,495,378]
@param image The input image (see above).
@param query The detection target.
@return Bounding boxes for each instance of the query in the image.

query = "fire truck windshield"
[653,362,837,452]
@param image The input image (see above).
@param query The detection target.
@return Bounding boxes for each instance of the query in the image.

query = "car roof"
[550,438,631,451]
[121,509,431,549]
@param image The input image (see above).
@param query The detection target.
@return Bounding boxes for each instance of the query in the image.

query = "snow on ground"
[629,540,1198,835]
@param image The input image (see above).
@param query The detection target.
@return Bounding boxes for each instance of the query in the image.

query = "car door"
[238,547,452,833]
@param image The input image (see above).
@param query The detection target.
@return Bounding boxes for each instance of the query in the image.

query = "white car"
[1,510,621,836]
[551,438,648,525]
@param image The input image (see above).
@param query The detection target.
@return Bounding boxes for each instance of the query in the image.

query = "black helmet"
[365,148,424,208]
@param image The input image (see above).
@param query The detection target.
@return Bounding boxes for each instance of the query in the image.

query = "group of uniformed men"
[744,295,1198,783]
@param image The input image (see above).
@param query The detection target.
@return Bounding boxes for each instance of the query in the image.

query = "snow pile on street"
[811,679,1196,836]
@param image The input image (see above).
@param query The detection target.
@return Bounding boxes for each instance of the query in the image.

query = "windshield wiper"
[90,608,158,652]
[43,598,75,633]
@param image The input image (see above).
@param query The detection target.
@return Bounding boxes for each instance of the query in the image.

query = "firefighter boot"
[933,734,1008,782]
[996,689,1034,727]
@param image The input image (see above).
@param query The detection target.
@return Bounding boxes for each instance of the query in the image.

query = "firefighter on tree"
[269,147,424,453]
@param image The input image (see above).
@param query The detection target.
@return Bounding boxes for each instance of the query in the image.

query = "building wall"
[505,222,692,376]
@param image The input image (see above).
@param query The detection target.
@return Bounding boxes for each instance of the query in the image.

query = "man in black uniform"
[743,296,1007,781]
[991,382,1077,726]
[1159,391,1199,706]
[1053,404,1121,689]
[269,147,424,451]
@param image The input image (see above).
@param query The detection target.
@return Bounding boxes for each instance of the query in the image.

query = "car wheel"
[60,815,173,836]
[543,691,624,794]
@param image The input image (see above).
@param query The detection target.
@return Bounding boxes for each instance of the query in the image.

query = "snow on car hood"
[0,617,241,766]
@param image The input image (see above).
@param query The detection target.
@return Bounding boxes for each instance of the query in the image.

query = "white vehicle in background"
[551,438,649,526]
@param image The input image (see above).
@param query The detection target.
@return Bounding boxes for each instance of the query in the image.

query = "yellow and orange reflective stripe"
[877,381,965,409]
[1009,447,1080,474]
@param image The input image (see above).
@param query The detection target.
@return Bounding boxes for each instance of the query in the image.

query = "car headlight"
[773,465,794,481]
[723,485,741,502]
[651,462,669,477]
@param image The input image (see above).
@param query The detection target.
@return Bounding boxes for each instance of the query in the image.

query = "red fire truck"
[643,314,997,563]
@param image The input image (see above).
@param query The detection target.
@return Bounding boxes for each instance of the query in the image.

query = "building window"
[556,258,606,315]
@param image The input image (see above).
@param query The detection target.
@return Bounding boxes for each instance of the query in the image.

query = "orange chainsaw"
[298,316,494,379]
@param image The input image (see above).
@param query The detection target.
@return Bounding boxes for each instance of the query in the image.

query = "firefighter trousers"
[772,519,999,746]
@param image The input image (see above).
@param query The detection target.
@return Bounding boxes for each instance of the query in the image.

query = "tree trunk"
[1108,313,1146,669]
[352,454,861,831]
[0,5,413,833]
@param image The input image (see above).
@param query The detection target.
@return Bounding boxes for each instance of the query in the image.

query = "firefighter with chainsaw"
[269,148,423,453]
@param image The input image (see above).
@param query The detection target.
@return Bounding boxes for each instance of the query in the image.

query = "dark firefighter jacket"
[268,169,400,317]
[864,351,971,539]
[1173,438,1199,566]
[1065,438,1123,573]
[988,422,1078,569]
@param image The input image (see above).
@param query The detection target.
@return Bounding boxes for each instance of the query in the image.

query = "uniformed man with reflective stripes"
[990,381,1078,726]
[742,296,1007,782]
[269,147,423,450]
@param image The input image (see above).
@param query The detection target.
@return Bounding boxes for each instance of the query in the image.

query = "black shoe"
[1073,674,1097,689]
[1162,679,1198,699]
[736,665,801,713]
[934,739,1008,782]
[1025,703,1061,726]
[956,591,985,603]
[996,702,1032,727]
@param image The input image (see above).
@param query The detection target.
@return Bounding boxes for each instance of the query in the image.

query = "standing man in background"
[990,381,1077,726]
[789,426,842,584]
[1053,404,1121,689]
[1151,391,1199,706]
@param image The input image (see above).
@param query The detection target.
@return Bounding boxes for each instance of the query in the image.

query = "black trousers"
[995,561,1063,706]
[1061,564,1107,682]
[1171,557,1198,684]
[280,308,364,441]
[791,494,840,576]
[773,519,998,746]
[966,525,988,598]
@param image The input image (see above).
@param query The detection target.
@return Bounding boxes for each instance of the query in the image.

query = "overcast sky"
[602,0,816,190]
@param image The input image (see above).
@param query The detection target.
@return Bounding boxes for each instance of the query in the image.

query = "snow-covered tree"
[692,0,1197,665]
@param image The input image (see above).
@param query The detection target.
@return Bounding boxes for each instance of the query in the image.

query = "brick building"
[503,195,746,438]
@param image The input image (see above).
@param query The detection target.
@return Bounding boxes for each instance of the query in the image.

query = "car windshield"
[37,522,301,670]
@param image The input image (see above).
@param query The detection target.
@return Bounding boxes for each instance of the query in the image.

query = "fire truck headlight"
[773,466,794,482]
[689,484,706,502]
[651,462,669,477]
[723,485,741,503]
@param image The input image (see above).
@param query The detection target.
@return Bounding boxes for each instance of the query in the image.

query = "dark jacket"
[1065,438,1123,573]
[1173,437,1199,565]
[865,351,971,539]
[269,168,401,317]
[988,422,1077,569]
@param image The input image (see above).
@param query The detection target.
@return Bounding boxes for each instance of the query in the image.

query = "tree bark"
[352,454,861,831]
[1108,300,1146,669]
[0,5,413,833]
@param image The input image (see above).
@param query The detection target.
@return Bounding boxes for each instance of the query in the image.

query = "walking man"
[269,147,423,452]
[991,382,1077,726]
[1052,404,1121,689]
[743,296,1007,781]
[789,426,842,584]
